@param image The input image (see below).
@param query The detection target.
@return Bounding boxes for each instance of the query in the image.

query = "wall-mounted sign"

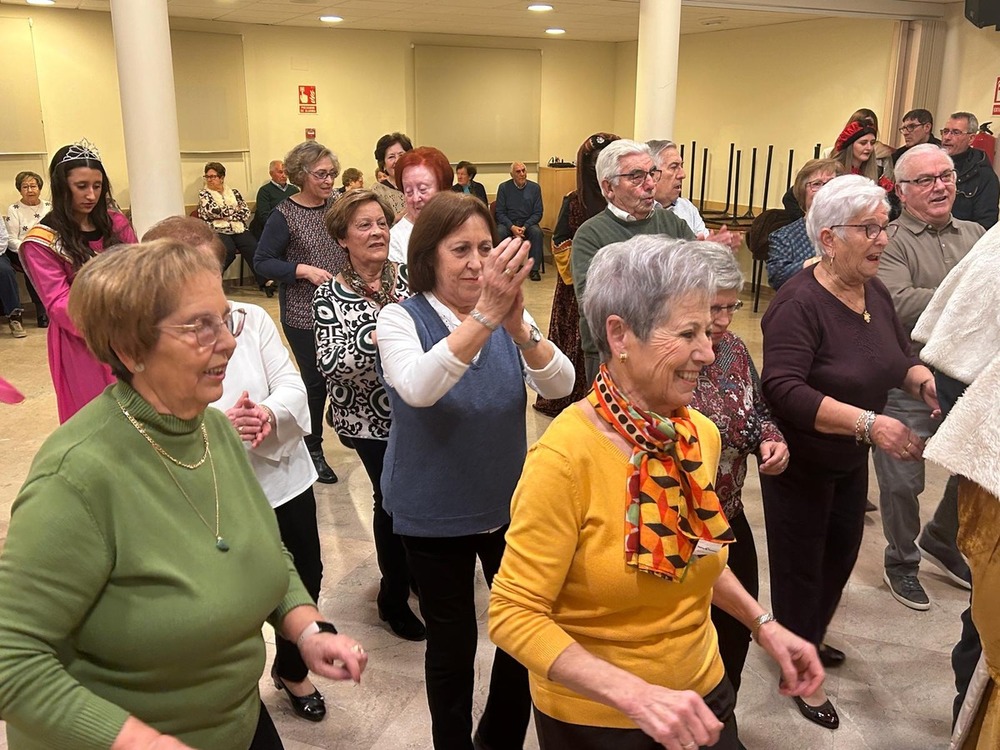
[299,85,317,114]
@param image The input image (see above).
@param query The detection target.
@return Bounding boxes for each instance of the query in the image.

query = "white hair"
[895,144,955,190]
[595,139,653,188]
[806,174,889,255]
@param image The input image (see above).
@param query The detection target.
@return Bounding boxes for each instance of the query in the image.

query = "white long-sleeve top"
[387,216,413,265]
[210,302,317,508]
[376,291,575,408]
[5,200,51,253]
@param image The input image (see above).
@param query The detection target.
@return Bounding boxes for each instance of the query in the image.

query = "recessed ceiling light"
[26,0,56,6]
[545,27,565,35]
[319,15,343,23]
[528,4,553,11]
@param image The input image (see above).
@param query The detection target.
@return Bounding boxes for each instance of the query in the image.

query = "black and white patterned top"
[314,263,410,440]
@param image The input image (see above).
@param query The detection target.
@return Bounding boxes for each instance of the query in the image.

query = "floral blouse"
[313,264,410,440]
[197,187,251,235]
[691,331,785,519]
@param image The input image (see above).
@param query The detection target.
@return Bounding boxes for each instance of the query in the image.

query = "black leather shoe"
[378,603,426,641]
[263,280,276,298]
[272,666,326,722]
[309,450,338,484]
[819,643,845,667]
[793,695,839,729]
[36,312,49,328]
[529,269,541,282]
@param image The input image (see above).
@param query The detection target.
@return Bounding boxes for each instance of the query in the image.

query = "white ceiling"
[1,0,962,43]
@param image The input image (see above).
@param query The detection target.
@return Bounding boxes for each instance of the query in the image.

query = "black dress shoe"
[529,269,541,282]
[36,312,49,328]
[263,280,276,298]
[378,603,426,641]
[272,666,326,722]
[309,450,338,484]
[793,695,839,729]
[819,643,845,667]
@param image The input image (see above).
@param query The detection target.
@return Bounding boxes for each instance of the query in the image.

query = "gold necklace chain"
[116,399,209,469]
[115,397,229,551]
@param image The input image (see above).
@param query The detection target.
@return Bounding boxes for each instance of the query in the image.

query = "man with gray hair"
[874,142,985,609]
[571,139,695,381]
[939,111,998,229]
[496,161,545,280]
[251,159,299,239]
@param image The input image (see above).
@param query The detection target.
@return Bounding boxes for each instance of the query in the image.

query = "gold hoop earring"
[618,351,628,364]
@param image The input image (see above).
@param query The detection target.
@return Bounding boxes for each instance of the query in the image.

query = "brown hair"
[15,170,44,191]
[324,190,394,243]
[68,239,221,381]
[394,147,454,192]
[284,141,339,188]
[204,161,226,178]
[792,158,844,210]
[407,192,496,292]
[341,168,363,188]
[142,215,227,269]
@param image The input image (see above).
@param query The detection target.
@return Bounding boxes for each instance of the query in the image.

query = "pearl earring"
[135,363,145,373]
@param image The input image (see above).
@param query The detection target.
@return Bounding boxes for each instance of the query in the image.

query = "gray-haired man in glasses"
[939,111,998,229]
[873,143,986,611]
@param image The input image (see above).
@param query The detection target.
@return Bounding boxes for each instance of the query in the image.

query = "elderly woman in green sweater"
[0,240,367,750]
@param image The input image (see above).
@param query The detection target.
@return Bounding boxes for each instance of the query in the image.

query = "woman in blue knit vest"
[376,192,575,749]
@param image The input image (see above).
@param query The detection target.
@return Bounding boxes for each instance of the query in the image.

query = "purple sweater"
[760,266,918,466]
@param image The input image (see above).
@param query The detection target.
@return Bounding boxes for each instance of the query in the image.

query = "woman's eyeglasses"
[710,300,743,316]
[159,308,247,347]
[307,169,337,182]
[830,223,899,240]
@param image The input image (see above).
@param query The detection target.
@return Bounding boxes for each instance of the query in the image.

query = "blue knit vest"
[381,294,528,537]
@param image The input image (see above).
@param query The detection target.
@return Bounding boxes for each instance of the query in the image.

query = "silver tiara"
[59,138,102,166]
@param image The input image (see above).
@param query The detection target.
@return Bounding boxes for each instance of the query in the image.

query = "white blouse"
[5,200,52,253]
[388,216,413,265]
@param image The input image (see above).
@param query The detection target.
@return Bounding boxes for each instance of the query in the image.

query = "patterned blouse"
[314,264,410,440]
[197,187,251,235]
[690,331,785,519]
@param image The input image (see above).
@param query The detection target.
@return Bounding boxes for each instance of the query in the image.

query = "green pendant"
[216,537,230,552]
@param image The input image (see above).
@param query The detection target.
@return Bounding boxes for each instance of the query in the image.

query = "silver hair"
[268,159,283,170]
[895,144,955,188]
[595,139,653,188]
[696,241,744,292]
[646,139,677,160]
[806,174,889,255]
[950,111,979,133]
[284,141,339,188]
[581,235,716,362]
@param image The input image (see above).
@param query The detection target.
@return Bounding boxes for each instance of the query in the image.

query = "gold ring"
[351,644,365,654]
[503,267,514,278]
[904,441,912,452]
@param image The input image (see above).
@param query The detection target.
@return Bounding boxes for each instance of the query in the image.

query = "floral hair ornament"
[58,138,103,167]
[834,122,876,154]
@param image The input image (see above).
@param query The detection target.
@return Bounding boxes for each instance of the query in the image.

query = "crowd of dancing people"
[0,104,998,750]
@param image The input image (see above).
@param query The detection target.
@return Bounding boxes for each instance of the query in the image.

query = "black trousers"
[219,231,263,286]
[273,485,323,683]
[760,453,868,645]
[401,528,531,750]
[533,678,739,750]
[710,510,758,696]
[248,701,284,749]
[352,437,411,615]
[281,323,326,454]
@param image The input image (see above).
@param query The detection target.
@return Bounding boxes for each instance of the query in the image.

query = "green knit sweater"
[570,207,695,356]
[0,382,314,750]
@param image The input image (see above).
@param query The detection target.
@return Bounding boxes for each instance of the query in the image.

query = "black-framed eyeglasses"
[204,173,222,180]
[897,170,957,188]
[613,168,662,186]
[940,128,974,137]
[898,123,925,133]
[710,300,743,316]
[831,223,899,240]
[307,169,337,182]
[159,308,246,347]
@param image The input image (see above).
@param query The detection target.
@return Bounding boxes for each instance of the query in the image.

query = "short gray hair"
[895,144,954,187]
[696,241,744,292]
[950,111,979,133]
[806,174,889,254]
[582,235,716,362]
[596,139,652,188]
[284,141,339,188]
[646,139,677,161]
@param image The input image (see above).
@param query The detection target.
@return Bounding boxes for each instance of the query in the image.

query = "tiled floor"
[0,266,966,749]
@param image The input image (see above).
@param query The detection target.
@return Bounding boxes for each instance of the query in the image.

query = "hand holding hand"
[300,632,369,684]
[756,622,825,698]
[225,391,272,448]
[871,415,924,461]
[477,237,531,323]
[512,225,526,239]
[622,684,723,750]
[757,440,789,475]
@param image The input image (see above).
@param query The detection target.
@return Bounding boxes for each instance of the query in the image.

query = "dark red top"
[760,265,919,467]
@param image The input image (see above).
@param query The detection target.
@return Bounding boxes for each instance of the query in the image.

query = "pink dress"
[20,212,138,423]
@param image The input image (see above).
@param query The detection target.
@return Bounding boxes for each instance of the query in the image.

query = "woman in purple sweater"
[759,175,938,730]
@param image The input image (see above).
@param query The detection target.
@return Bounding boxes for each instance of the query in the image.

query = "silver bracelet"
[469,308,498,331]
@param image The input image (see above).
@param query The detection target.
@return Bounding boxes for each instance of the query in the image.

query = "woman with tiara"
[20,139,138,423]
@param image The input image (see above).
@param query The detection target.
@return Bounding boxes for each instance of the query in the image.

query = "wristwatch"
[515,323,543,350]
[751,612,776,642]
[296,620,338,647]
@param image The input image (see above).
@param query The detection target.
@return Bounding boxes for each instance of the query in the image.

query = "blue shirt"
[766,217,816,290]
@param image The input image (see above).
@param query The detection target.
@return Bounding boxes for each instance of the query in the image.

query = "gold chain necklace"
[116,400,209,469]
[115,398,229,551]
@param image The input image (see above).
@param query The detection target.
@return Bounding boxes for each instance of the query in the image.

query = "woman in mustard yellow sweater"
[489,237,825,750]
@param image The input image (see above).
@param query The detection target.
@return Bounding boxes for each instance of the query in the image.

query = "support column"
[110,0,184,235]
[634,0,681,142]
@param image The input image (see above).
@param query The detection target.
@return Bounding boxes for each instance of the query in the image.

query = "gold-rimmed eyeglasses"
[158,308,246,347]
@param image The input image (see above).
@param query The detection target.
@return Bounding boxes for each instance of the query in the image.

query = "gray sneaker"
[8,317,26,339]
[884,571,930,611]
[917,535,972,590]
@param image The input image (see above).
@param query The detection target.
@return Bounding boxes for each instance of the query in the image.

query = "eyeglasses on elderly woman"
[158,308,247,347]
[829,223,899,240]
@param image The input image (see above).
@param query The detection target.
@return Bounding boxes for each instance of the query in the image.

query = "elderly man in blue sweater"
[496,161,544,280]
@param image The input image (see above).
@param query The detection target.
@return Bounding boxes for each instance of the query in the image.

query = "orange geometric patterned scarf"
[589,364,734,581]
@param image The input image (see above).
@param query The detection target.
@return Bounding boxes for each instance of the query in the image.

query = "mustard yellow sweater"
[489,403,726,728]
